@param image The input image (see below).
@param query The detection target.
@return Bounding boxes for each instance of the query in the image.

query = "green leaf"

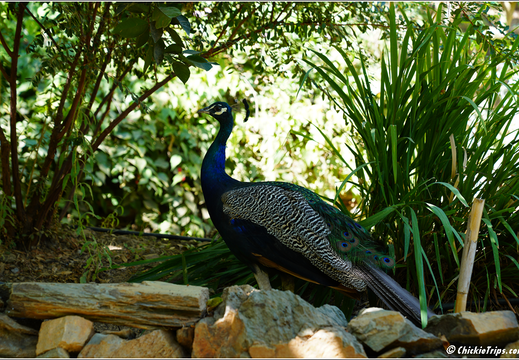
[172,61,190,84]
[390,124,397,184]
[409,207,428,327]
[461,95,486,133]
[155,12,172,29]
[176,15,191,35]
[167,28,184,47]
[127,4,150,13]
[165,44,182,54]
[133,158,147,172]
[482,218,502,293]
[431,182,469,207]
[170,154,182,169]
[359,206,397,229]
[143,45,153,73]
[150,22,163,42]
[296,67,314,99]
[113,18,148,38]
[426,203,460,267]
[158,6,182,19]
[186,55,212,71]
[135,31,149,48]
[154,39,165,65]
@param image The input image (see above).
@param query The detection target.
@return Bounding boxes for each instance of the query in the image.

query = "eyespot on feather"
[342,230,353,240]
[336,241,352,252]
[348,236,359,248]
[379,256,395,268]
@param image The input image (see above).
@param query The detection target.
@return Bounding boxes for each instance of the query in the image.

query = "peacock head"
[198,102,233,124]
[198,100,250,124]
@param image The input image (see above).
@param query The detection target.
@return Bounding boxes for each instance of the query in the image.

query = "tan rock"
[37,347,70,358]
[176,326,195,350]
[36,315,94,355]
[501,339,519,358]
[192,285,366,358]
[0,313,38,357]
[78,329,184,358]
[347,309,441,355]
[378,347,406,358]
[425,311,519,346]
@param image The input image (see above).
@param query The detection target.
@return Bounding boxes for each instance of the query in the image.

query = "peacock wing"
[265,182,396,270]
[221,183,366,291]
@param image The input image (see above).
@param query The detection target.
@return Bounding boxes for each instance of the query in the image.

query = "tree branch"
[24,6,60,50]
[0,29,13,56]
[92,63,132,137]
[227,5,258,43]
[36,47,82,184]
[91,73,176,152]
[10,3,27,221]
[208,4,246,53]
[0,129,11,197]
[91,3,111,54]
[0,60,9,81]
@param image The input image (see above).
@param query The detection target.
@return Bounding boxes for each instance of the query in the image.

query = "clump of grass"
[303,3,519,320]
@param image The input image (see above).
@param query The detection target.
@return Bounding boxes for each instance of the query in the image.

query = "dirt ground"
[0,226,208,285]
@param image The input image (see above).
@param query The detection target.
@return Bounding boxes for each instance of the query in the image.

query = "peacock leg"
[252,263,272,290]
[280,273,295,292]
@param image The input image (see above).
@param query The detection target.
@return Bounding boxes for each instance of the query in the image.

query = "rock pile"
[1,284,518,358]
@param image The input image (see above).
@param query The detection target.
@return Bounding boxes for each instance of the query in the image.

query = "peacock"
[198,100,434,326]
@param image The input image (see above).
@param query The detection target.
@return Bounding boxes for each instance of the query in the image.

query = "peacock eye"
[341,242,347,247]
[365,250,372,255]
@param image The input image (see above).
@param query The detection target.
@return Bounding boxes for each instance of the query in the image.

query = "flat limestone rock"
[5,281,209,329]
[425,311,519,347]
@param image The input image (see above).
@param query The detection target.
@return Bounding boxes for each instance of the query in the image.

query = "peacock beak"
[197,106,211,114]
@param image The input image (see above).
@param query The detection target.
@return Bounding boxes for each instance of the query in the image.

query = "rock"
[177,326,195,350]
[78,329,185,358]
[425,311,519,347]
[192,285,366,358]
[37,347,70,358]
[347,308,442,355]
[377,347,406,358]
[501,339,519,358]
[0,313,39,358]
[7,281,209,329]
[36,315,95,355]
[414,349,449,358]
[101,328,134,339]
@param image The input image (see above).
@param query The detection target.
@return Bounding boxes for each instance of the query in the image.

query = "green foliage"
[116,3,517,322]
[0,1,396,248]
[303,2,519,315]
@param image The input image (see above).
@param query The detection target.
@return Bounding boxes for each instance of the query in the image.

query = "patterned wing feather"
[266,181,396,270]
[221,183,395,291]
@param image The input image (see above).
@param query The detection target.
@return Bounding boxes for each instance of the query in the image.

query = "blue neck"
[201,118,239,196]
